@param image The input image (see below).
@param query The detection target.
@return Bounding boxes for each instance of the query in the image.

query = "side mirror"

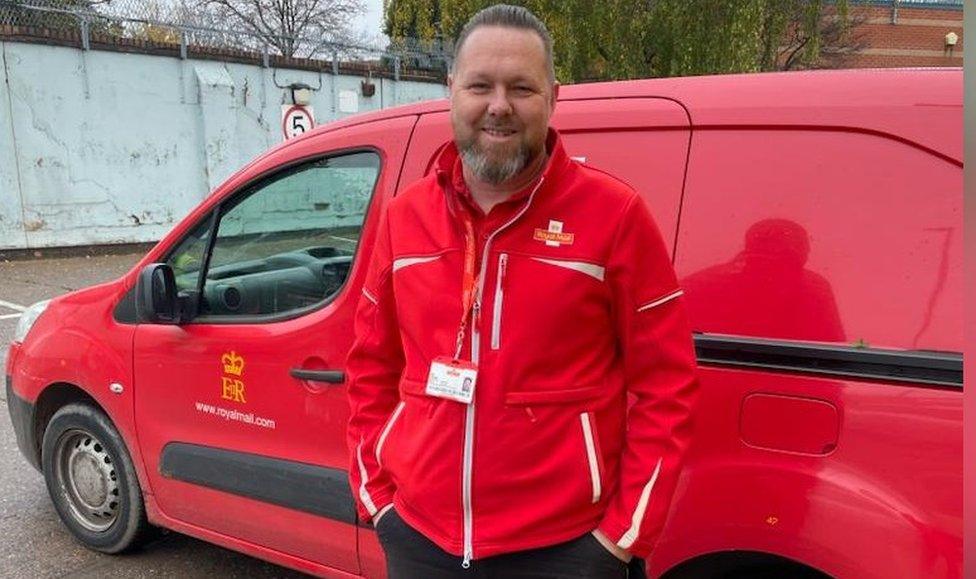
[136,263,180,324]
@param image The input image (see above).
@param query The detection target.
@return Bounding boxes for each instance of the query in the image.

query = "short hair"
[452,4,555,83]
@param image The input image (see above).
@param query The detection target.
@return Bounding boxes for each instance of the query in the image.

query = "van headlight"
[13,300,50,344]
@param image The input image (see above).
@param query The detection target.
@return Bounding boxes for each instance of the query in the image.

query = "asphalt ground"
[0,250,307,578]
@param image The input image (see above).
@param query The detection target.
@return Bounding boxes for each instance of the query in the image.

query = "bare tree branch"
[196,0,365,57]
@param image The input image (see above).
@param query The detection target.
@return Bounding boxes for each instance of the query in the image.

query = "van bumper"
[5,374,39,472]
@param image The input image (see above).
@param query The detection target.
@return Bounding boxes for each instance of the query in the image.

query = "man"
[346,5,698,578]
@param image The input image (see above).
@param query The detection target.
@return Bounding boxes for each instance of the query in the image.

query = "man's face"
[449,26,558,185]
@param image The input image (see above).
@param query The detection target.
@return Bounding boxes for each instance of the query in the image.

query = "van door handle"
[290,369,345,384]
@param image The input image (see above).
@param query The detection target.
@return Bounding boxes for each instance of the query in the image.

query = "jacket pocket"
[528,256,605,282]
[490,253,508,350]
[375,401,406,468]
[504,383,603,406]
[400,377,441,418]
[399,378,428,397]
[579,411,605,504]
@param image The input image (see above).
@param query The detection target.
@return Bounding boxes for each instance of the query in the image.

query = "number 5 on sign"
[282,105,315,140]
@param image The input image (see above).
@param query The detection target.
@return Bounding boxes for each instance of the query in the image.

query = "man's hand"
[591,529,633,563]
[373,504,394,527]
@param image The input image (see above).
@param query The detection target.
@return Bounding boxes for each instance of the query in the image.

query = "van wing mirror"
[136,263,181,324]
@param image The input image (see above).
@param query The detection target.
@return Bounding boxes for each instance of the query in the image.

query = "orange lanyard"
[454,211,479,359]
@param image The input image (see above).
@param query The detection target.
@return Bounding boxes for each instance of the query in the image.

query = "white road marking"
[0,313,21,320]
[0,299,27,312]
[329,236,358,244]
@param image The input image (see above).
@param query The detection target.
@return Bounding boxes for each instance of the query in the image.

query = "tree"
[124,0,187,44]
[383,0,486,43]
[384,0,856,83]
[383,0,440,40]
[764,1,867,71]
[114,0,227,46]
[198,0,366,58]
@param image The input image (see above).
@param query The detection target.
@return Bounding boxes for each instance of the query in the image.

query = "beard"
[455,119,536,185]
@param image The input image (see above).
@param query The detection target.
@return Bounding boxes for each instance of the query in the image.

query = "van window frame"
[162,145,384,325]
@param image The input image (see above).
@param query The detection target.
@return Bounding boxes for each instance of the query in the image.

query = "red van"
[5,69,962,578]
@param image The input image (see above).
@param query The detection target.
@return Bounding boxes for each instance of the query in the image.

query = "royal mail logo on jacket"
[534,219,575,246]
[346,128,699,566]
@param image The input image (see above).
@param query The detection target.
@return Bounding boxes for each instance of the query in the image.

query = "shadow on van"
[681,218,845,343]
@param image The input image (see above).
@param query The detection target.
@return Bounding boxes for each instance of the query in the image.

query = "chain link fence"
[0,0,452,79]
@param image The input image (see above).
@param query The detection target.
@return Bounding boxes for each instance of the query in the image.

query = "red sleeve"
[597,193,700,557]
[346,209,404,522]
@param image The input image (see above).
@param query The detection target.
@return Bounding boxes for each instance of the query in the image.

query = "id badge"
[425,356,478,404]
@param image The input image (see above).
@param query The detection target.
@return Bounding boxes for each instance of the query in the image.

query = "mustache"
[479,118,519,131]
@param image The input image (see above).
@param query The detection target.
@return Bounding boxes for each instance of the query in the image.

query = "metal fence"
[0,0,452,78]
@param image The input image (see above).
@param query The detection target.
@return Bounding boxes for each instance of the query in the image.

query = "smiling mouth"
[482,127,517,138]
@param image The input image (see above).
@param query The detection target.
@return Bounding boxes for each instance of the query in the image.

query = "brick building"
[824,0,963,68]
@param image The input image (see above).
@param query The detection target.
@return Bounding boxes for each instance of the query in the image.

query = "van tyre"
[41,403,155,553]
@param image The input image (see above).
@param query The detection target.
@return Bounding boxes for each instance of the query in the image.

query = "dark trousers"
[376,509,646,579]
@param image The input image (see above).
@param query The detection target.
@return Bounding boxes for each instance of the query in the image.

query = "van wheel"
[41,403,155,553]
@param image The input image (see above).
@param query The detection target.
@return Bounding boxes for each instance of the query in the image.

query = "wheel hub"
[70,451,108,507]
[55,430,120,532]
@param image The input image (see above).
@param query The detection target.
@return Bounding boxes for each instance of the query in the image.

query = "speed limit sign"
[282,105,314,140]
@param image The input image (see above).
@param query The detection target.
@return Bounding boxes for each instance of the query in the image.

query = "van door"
[132,116,416,574]
[399,98,691,251]
[666,124,962,578]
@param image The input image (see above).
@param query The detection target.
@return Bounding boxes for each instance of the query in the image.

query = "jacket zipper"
[490,253,508,350]
[462,301,479,569]
[460,177,545,569]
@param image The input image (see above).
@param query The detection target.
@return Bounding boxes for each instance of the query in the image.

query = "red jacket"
[346,129,699,564]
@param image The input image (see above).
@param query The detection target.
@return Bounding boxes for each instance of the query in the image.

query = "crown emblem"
[222,351,245,376]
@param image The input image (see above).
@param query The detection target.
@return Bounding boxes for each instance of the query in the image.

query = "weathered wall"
[0,41,446,250]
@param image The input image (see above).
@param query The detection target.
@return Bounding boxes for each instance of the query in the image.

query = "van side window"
[676,130,961,352]
[167,218,213,294]
[190,150,380,319]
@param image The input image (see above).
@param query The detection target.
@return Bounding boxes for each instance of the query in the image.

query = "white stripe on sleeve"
[356,440,378,516]
[375,401,406,467]
[362,288,379,305]
[636,290,683,313]
[616,457,663,550]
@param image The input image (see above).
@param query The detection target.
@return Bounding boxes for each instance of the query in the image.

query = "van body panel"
[650,368,961,579]
[663,70,962,578]
[665,70,963,164]
[677,129,962,352]
[4,281,153,493]
[137,501,364,578]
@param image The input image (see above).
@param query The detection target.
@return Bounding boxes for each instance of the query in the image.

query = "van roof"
[317,68,963,162]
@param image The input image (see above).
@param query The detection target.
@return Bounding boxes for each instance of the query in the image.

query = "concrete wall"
[0,41,447,250]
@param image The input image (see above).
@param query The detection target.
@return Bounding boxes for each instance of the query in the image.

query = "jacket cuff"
[356,487,395,524]
[372,503,395,525]
[596,518,653,559]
